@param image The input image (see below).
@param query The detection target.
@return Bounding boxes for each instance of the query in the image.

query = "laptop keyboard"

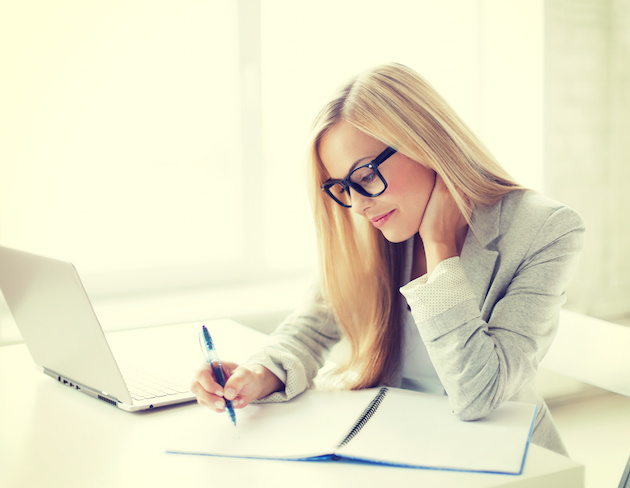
[122,368,191,401]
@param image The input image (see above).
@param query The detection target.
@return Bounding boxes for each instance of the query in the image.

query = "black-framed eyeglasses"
[321,146,397,208]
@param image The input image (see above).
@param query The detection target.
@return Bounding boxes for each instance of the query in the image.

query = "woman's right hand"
[190,361,283,412]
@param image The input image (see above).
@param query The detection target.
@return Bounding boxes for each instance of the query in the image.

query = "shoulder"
[498,190,585,244]
[471,189,585,249]
[501,189,579,220]
[497,190,585,262]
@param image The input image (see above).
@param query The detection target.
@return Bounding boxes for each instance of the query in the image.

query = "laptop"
[0,245,197,411]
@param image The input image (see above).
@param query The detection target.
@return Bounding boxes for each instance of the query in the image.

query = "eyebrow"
[329,155,377,182]
[349,156,372,172]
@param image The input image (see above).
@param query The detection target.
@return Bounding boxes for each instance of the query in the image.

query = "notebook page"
[336,388,536,474]
[166,388,381,459]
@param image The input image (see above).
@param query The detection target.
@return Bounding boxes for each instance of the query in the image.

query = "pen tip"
[227,406,236,427]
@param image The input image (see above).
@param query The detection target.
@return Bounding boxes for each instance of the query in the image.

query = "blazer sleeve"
[244,282,343,403]
[400,205,585,420]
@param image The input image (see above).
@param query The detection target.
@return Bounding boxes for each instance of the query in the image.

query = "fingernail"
[224,388,236,400]
[215,390,224,397]
[214,400,224,410]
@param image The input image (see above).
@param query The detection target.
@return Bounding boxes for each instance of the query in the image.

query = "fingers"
[418,173,460,241]
[427,173,450,202]
[190,363,226,412]
[191,362,259,412]
[223,367,257,409]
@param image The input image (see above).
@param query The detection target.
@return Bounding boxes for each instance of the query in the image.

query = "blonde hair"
[309,63,521,389]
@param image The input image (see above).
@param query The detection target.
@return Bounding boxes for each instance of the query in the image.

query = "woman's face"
[319,121,436,243]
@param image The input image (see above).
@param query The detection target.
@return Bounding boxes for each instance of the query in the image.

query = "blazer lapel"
[461,199,502,309]
[401,196,504,310]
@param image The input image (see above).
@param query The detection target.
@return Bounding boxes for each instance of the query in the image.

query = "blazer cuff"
[400,256,476,324]
[243,347,308,403]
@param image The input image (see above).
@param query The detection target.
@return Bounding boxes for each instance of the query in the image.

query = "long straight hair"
[308,63,521,389]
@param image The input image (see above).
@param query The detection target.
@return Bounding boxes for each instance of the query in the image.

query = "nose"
[349,188,374,216]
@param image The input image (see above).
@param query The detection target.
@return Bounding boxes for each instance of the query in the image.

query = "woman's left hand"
[418,174,467,274]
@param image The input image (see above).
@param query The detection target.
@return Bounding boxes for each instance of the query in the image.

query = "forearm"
[400,258,526,419]
[244,283,343,403]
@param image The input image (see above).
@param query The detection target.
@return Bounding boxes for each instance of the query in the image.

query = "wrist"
[249,364,283,399]
[423,240,458,276]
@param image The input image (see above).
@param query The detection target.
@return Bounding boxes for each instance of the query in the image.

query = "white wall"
[544,0,630,319]
[1,1,628,345]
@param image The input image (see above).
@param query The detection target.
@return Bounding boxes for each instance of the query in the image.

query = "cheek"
[386,163,435,212]
[378,171,434,242]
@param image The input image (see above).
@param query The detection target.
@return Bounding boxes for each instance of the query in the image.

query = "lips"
[370,210,395,228]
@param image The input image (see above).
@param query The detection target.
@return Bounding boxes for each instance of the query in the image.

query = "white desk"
[0,320,584,488]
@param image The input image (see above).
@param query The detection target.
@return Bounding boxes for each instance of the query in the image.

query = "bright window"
[1,1,544,342]
[1,1,245,295]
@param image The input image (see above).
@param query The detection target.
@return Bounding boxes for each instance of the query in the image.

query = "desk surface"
[0,320,584,488]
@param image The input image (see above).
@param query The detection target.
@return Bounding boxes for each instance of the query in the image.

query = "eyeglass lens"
[328,164,385,207]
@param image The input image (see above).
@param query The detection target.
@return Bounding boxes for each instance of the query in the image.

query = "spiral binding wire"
[337,387,389,448]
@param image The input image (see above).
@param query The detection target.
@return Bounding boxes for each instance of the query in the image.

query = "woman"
[191,62,584,455]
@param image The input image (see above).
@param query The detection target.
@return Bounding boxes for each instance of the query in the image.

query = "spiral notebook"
[166,387,537,475]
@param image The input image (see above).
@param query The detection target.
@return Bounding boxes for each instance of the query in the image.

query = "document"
[166,387,537,475]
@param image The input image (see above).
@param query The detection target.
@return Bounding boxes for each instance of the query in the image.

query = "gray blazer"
[246,189,585,454]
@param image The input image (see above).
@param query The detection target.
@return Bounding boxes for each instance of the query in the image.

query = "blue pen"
[199,325,236,426]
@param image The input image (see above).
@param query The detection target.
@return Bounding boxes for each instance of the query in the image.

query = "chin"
[380,228,415,244]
